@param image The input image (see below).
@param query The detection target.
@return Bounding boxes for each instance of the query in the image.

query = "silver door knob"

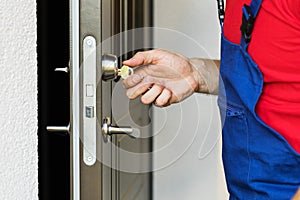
[102,117,136,138]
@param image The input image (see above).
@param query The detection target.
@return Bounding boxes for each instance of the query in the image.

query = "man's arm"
[189,58,220,95]
[122,49,220,106]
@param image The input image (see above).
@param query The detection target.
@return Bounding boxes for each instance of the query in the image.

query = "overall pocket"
[218,98,253,198]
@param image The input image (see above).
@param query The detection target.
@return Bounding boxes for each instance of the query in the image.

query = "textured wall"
[0,0,38,200]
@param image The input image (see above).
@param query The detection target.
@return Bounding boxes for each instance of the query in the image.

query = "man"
[122,0,300,199]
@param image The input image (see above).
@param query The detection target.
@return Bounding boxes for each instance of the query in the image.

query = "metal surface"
[70,0,80,198]
[55,67,70,73]
[78,0,103,198]
[102,53,134,81]
[70,0,153,199]
[46,124,70,133]
[102,117,135,138]
[82,36,97,166]
[102,54,118,81]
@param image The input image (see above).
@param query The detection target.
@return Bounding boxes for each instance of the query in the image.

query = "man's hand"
[122,49,219,106]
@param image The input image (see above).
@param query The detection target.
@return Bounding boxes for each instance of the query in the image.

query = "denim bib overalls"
[218,0,300,199]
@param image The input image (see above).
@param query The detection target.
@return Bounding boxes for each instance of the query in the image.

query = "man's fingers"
[122,74,143,89]
[123,51,150,67]
[123,50,159,67]
[141,84,164,104]
[155,88,171,107]
[126,82,153,100]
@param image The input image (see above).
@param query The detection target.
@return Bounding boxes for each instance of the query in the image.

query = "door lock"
[102,54,133,81]
[83,36,97,166]
[102,117,137,138]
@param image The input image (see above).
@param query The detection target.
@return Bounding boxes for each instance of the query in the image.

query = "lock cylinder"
[102,54,118,81]
[102,54,133,81]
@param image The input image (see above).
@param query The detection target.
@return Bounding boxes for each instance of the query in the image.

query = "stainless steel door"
[70,0,153,199]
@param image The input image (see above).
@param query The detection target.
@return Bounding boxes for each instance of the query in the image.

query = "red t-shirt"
[223,0,300,153]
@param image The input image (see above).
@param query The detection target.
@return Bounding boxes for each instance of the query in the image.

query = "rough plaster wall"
[0,0,38,200]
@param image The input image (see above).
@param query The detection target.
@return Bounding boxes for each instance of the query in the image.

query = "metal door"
[70,0,153,199]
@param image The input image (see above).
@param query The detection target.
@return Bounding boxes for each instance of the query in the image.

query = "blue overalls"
[218,0,300,199]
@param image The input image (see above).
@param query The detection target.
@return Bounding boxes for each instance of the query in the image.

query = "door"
[70,0,153,199]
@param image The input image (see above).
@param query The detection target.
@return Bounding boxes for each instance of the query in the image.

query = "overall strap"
[249,0,264,18]
[240,0,264,48]
[217,0,225,26]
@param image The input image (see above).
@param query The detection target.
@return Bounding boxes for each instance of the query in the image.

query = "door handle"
[46,67,70,135]
[46,124,70,134]
[54,67,69,73]
[102,117,137,138]
[46,67,70,134]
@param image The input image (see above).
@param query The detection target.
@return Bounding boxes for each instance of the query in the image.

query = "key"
[118,65,134,79]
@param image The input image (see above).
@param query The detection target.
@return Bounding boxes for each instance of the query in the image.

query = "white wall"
[153,0,228,199]
[0,1,38,200]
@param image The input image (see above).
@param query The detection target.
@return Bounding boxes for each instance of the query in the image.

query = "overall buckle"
[240,4,254,43]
